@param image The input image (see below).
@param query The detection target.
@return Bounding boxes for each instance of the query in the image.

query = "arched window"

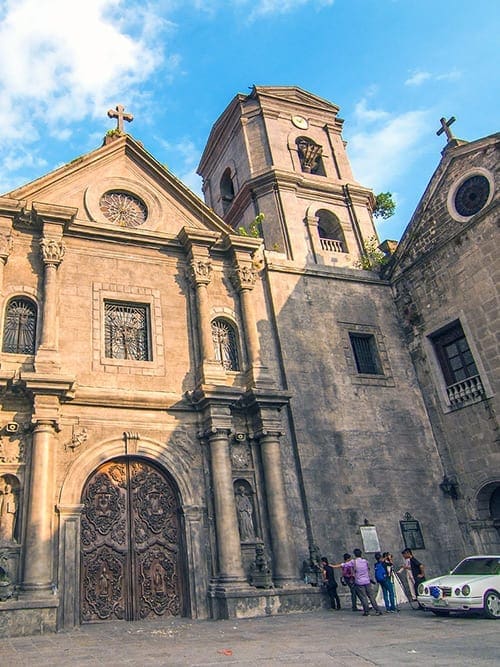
[316,209,347,253]
[296,137,325,175]
[220,168,235,214]
[211,318,240,371]
[2,297,37,354]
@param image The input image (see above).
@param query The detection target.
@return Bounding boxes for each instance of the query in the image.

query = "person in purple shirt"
[352,548,382,616]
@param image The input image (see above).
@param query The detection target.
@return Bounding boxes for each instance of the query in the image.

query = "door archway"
[80,457,182,622]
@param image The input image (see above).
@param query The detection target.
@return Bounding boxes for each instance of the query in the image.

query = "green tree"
[373,192,396,220]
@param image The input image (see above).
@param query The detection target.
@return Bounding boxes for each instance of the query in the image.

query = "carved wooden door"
[80,458,181,622]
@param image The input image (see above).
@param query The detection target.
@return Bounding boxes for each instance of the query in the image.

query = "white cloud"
[405,71,432,87]
[0,0,170,141]
[405,69,462,86]
[348,101,431,192]
[354,98,390,123]
[248,0,334,16]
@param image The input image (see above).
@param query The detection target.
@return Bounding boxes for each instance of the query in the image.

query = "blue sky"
[0,0,497,241]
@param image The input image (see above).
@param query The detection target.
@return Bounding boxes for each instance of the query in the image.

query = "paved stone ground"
[0,607,498,666]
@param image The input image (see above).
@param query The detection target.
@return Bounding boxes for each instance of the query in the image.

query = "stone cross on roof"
[107,105,133,134]
[436,116,456,142]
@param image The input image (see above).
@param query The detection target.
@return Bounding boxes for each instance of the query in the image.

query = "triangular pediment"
[385,133,499,279]
[252,86,340,115]
[5,134,231,239]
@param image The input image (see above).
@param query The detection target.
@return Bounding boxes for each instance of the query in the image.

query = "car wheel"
[431,610,450,617]
[483,591,500,619]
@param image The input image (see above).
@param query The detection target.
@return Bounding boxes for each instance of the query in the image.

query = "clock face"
[292,115,309,130]
[99,191,148,227]
[454,175,490,217]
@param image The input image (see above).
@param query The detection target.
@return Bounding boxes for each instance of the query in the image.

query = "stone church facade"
[0,86,497,635]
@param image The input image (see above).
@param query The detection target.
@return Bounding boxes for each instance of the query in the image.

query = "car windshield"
[452,557,500,576]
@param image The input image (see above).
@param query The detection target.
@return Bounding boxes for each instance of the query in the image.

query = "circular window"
[454,174,490,218]
[99,191,148,227]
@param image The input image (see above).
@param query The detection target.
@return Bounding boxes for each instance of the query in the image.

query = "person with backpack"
[334,553,361,611]
[374,552,396,612]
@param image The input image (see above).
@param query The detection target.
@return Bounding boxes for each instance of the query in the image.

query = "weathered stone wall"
[263,260,467,576]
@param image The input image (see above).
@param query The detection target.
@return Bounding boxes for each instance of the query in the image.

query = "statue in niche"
[235,485,256,542]
[0,483,17,543]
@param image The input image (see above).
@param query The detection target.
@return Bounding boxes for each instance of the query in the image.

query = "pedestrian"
[321,557,341,610]
[333,552,361,611]
[352,548,382,616]
[374,552,397,612]
[400,548,425,599]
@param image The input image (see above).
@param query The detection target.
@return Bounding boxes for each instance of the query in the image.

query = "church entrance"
[80,457,182,623]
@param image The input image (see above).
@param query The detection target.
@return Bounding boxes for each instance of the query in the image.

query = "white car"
[417,555,500,619]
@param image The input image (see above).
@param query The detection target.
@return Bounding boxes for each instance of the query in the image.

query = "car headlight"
[461,585,470,596]
[454,587,461,596]
[418,583,425,595]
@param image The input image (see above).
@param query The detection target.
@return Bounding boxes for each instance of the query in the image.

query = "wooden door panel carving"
[80,458,180,622]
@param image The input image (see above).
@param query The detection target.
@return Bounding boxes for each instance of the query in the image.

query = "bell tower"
[197,86,377,267]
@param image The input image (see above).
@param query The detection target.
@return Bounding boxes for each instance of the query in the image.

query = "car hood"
[424,574,493,587]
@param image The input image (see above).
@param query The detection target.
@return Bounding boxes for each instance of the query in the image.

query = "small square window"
[104,301,151,361]
[349,333,381,375]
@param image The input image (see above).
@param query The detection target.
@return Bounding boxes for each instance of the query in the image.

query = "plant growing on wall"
[355,236,389,271]
[238,213,264,238]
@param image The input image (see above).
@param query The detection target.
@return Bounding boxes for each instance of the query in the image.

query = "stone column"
[187,256,226,385]
[230,265,260,368]
[206,427,246,585]
[258,430,296,585]
[21,418,58,597]
[32,202,76,374]
[39,238,65,350]
[189,257,214,363]
[230,261,273,389]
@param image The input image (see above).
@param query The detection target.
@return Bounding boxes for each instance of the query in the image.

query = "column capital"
[187,257,213,287]
[229,264,257,291]
[40,237,65,267]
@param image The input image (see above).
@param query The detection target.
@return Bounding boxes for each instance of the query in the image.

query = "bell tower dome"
[197,86,377,267]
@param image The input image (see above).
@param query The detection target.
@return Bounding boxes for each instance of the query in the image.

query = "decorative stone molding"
[0,233,13,263]
[39,238,65,266]
[64,427,88,453]
[188,259,213,287]
[229,265,257,291]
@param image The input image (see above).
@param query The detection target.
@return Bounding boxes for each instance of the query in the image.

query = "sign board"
[360,525,381,553]
[400,514,425,550]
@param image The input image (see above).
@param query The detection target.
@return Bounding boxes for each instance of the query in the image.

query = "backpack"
[341,561,355,584]
[374,561,387,583]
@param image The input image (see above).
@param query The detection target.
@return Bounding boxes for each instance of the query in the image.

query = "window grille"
[431,321,478,385]
[212,319,239,371]
[104,301,150,361]
[349,333,381,375]
[2,297,37,354]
